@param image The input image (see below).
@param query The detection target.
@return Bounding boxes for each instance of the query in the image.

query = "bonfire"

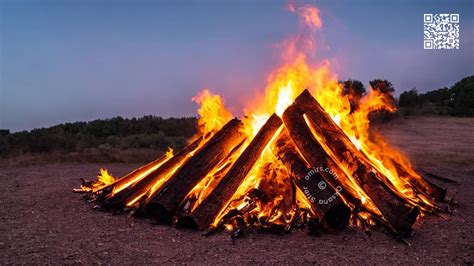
[75,3,449,240]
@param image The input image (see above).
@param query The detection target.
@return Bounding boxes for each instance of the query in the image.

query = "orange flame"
[208,2,435,228]
[192,89,233,138]
[288,3,322,29]
[110,147,174,196]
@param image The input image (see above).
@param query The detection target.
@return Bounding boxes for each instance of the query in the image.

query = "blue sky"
[1,0,473,131]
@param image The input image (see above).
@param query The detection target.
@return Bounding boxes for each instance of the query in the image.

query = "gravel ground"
[0,117,473,264]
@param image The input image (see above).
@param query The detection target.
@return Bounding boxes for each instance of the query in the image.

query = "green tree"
[399,88,419,107]
[0,129,10,136]
[368,79,396,122]
[369,79,395,96]
[341,79,366,112]
[0,135,10,155]
[449,76,474,116]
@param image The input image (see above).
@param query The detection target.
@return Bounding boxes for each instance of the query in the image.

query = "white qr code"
[424,14,459,49]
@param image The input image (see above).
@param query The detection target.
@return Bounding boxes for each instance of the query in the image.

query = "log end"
[145,202,173,224]
[401,205,420,236]
[323,203,351,230]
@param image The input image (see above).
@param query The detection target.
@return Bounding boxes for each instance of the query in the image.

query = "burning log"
[178,113,283,230]
[77,87,449,239]
[273,131,351,229]
[176,143,246,218]
[145,118,246,224]
[283,90,419,236]
[392,161,446,203]
[95,152,172,198]
[98,137,203,210]
[282,103,363,208]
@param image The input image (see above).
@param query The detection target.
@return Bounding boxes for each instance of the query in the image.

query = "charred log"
[282,103,363,207]
[417,169,458,184]
[284,89,419,236]
[94,150,173,199]
[177,140,247,218]
[392,161,447,202]
[273,131,351,230]
[178,114,283,230]
[98,137,203,210]
[145,118,246,224]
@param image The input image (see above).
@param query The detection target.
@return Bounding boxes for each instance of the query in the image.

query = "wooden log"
[273,131,351,229]
[95,149,173,198]
[392,161,446,202]
[282,103,363,208]
[145,118,246,224]
[177,140,246,216]
[417,169,458,184]
[284,89,419,236]
[98,137,203,210]
[178,114,283,230]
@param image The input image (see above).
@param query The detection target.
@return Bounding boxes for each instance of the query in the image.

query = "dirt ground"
[1,116,473,264]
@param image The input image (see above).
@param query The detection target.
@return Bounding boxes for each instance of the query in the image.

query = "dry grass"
[378,116,474,173]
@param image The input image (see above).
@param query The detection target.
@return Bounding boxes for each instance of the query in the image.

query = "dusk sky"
[1,0,473,131]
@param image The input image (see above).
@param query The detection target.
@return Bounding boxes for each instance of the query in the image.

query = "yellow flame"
[192,89,233,138]
[79,168,116,193]
[97,168,115,187]
[166,147,174,158]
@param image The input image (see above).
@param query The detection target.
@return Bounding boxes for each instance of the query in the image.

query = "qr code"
[424,14,459,49]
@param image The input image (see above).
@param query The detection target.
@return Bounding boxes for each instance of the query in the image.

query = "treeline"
[340,75,474,117]
[0,116,197,162]
[1,76,471,164]
[398,76,474,116]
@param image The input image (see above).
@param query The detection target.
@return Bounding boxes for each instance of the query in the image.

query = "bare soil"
[1,116,473,264]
